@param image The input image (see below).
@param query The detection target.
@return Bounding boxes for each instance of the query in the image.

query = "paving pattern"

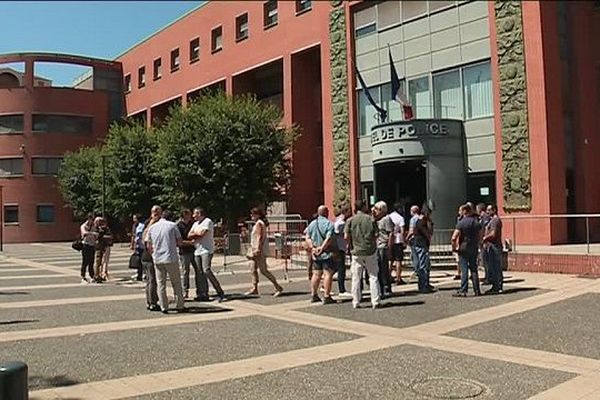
[1,242,599,400]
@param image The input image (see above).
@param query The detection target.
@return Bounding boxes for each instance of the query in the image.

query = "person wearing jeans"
[188,208,224,302]
[142,215,159,311]
[452,204,481,297]
[483,204,504,294]
[333,205,351,298]
[344,199,381,309]
[177,209,200,299]
[373,201,394,297]
[80,213,98,283]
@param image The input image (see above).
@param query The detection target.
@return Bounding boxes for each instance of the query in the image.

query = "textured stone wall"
[494,1,532,212]
[329,0,351,209]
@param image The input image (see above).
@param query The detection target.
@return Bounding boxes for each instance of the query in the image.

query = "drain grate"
[409,376,489,399]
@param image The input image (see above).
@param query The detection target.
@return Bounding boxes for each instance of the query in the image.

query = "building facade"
[2,0,599,244]
[0,53,122,243]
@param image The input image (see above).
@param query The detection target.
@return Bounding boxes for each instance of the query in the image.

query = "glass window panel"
[378,1,400,29]
[409,77,432,118]
[32,158,62,175]
[381,82,403,121]
[0,114,24,134]
[4,205,19,224]
[429,0,455,12]
[37,205,55,223]
[264,0,278,26]
[462,62,492,119]
[296,0,311,13]
[0,158,23,176]
[358,86,381,136]
[32,115,92,134]
[212,26,223,51]
[356,23,377,38]
[190,38,200,63]
[433,69,462,119]
[402,1,427,21]
[354,5,376,29]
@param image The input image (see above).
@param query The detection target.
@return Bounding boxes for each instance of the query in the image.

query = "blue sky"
[0,1,202,85]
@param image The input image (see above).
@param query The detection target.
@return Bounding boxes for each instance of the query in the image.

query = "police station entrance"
[369,119,467,229]
[374,159,426,217]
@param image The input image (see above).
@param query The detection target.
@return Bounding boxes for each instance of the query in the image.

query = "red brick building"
[2,1,600,245]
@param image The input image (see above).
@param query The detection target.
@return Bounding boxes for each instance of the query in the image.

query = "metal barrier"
[504,214,600,255]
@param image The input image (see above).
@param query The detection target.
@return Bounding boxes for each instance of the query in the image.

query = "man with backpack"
[305,205,336,305]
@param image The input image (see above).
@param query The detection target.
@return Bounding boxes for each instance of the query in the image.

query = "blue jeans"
[485,244,503,291]
[412,245,431,291]
[459,251,480,294]
[336,251,347,293]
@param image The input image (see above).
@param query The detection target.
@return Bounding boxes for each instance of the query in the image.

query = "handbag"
[128,253,142,270]
[71,238,83,252]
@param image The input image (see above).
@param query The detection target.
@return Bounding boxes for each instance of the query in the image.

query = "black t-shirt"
[456,215,480,254]
[413,217,431,248]
[486,216,503,248]
[177,219,195,254]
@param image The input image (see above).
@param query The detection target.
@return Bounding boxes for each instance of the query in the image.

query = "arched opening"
[0,72,20,88]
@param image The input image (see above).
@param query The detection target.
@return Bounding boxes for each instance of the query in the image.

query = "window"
[462,62,492,119]
[32,157,62,176]
[0,114,24,134]
[0,158,23,177]
[433,69,462,119]
[170,48,180,72]
[264,0,278,27]
[357,86,381,136]
[377,1,400,30]
[295,0,311,14]
[402,1,427,21]
[138,66,145,88]
[381,82,405,121]
[124,74,131,92]
[4,205,18,224]
[236,13,249,41]
[428,1,456,13]
[153,58,162,80]
[211,26,223,53]
[32,115,93,134]
[409,77,432,118]
[354,6,376,38]
[36,205,55,223]
[189,38,200,63]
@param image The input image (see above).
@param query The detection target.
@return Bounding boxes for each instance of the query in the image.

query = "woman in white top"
[245,207,283,297]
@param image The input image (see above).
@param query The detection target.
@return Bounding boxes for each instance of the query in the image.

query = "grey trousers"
[155,261,185,311]
[142,260,158,306]
[194,253,224,297]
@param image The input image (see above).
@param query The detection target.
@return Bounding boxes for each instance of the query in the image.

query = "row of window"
[4,204,55,224]
[358,60,492,136]
[0,157,62,177]
[354,0,461,38]
[0,114,93,135]
[124,0,312,92]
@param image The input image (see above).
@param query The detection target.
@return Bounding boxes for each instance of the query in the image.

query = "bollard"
[0,361,28,400]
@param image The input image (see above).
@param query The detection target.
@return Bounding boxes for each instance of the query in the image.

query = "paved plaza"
[1,243,599,399]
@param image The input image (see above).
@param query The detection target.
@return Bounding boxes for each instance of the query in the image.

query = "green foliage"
[57,146,102,219]
[154,92,296,226]
[103,121,159,218]
[57,92,296,226]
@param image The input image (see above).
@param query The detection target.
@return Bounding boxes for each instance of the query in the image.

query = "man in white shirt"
[147,206,186,314]
[389,202,406,285]
[188,208,225,302]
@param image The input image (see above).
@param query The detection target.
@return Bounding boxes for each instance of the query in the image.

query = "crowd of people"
[77,198,502,313]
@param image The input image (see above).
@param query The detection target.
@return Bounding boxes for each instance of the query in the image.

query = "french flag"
[389,48,414,120]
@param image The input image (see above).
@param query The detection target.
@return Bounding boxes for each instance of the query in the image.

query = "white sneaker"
[352,302,361,309]
[81,278,89,284]
[338,292,353,299]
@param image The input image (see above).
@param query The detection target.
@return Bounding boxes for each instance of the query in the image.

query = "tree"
[154,92,296,227]
[103,121,159,219]
[57,146,102,219]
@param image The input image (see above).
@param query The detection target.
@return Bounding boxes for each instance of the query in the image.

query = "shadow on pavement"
[0,291,30,295]
[183,306,232,314]
[0,319,39,326]
[381,300,425,308]
[30,374,80,388]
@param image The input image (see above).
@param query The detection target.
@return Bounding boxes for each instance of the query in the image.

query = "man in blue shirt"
[306,205,336,305]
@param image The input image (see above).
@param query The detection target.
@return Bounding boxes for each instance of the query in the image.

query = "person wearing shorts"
[305,205,336,305]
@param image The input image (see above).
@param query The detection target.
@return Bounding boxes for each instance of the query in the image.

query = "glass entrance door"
[374,160,427,216]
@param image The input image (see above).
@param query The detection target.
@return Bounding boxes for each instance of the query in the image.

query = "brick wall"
[508,253,600,276]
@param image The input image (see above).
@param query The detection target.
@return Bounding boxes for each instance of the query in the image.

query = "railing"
[502,214,600,255]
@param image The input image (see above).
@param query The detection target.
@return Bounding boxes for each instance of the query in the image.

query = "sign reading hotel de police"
[371,120,451,145]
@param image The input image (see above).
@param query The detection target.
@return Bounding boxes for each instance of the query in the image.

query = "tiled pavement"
[1,242,599,399]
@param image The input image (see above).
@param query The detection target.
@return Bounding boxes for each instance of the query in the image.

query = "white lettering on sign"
[372,122,451,145]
